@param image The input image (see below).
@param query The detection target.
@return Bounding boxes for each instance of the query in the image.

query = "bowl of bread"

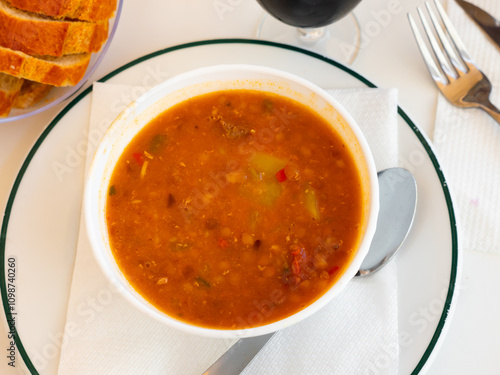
[0,0,122,122]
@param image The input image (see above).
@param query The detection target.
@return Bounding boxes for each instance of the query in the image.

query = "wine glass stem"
[297,27,326,43]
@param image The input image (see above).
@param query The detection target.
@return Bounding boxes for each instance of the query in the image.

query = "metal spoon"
[357,167,417,276]
[203,167,417,375]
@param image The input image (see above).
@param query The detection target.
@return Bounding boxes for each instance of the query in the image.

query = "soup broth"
[106,89,364,329]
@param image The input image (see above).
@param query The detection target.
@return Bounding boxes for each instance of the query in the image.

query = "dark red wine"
[256,0,362,28]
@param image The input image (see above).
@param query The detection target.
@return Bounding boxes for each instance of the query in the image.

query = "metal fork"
[408,0,500,123]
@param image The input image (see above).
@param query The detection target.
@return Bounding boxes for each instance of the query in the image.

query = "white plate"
[0,40,460,374]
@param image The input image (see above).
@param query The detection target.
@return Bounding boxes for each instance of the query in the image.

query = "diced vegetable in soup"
[106,90,364,329]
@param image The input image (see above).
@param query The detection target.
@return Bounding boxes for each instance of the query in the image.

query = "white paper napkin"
[433,0,500,253]
[58,83,399,375]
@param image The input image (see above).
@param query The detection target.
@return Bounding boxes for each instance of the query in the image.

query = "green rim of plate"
[0,38,458,374]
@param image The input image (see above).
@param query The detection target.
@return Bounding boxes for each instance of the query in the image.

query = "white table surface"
[1,0,499,374]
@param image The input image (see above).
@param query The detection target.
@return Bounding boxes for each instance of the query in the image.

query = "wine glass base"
[256,13,361,65]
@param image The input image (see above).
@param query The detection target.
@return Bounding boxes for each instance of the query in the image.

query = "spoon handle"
[202,333,274,375]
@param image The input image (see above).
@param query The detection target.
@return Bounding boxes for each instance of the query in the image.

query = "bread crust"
[0,91,17,116]
[14,80,52,108]
[0,1,109,57]
[0,47,91,86]
[0,72,23,116]
[4,0,117,22]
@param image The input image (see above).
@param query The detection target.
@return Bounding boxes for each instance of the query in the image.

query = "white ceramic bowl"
[85,64,379,338]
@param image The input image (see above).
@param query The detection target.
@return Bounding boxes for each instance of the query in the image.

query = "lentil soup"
[106,89,364,329]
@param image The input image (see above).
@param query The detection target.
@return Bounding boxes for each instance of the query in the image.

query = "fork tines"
[408,0,474,85]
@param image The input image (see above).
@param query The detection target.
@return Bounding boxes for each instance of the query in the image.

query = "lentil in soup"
[106,89,364,329]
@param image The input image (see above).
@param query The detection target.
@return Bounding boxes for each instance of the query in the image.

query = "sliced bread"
[4,0,117,22]
[0,72,23,117]
[0,46,91,86]
[14,80,52,108]
[0,0,109,57]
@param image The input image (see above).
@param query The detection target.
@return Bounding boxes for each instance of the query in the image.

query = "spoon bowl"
[356,167,417,276]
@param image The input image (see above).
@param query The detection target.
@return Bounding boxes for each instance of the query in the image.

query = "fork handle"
[481,102,500,124]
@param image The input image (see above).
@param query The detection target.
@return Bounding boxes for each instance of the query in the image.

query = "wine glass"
[255,0,363,64]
